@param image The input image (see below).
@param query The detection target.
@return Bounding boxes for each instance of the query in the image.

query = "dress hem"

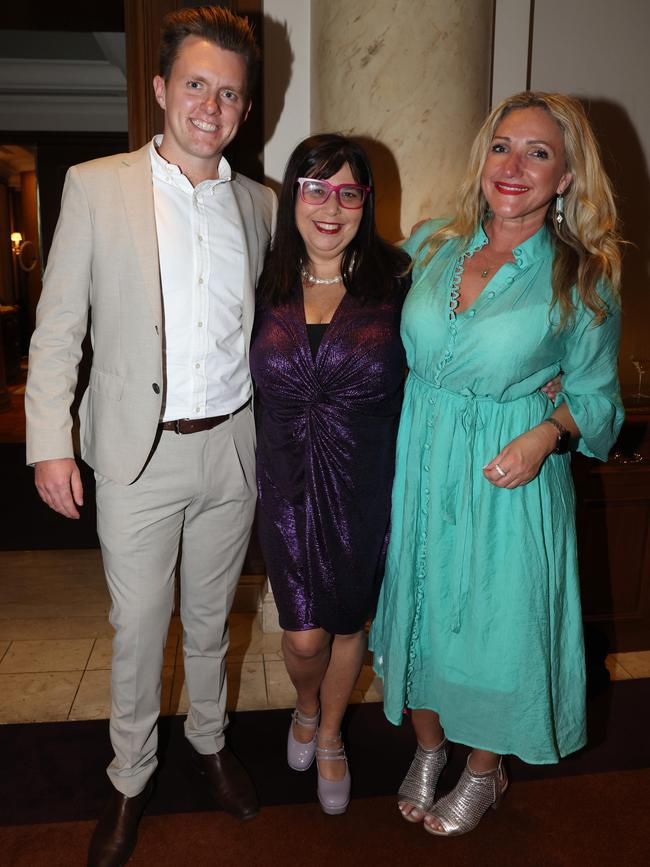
[372,664,586,765]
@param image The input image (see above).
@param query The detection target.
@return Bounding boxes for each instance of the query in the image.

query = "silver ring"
[494,463,507,478]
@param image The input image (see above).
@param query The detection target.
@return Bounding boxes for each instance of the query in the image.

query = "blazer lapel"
[118,146,162,324]
[232,177,259,355]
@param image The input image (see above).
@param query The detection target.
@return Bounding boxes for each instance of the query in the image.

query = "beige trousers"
[95,406,256,796]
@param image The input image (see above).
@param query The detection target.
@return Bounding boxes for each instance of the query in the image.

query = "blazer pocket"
[88,367,124,401]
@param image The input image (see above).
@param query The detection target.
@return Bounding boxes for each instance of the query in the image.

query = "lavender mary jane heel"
[287,707,320,771]
[316,734,351,815]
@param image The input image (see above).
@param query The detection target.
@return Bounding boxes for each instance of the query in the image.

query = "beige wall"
[529,0,650,392]
[263,0,311,191]
[491,0,531,105]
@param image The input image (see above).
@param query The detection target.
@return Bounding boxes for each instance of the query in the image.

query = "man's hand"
[34,458,84,519]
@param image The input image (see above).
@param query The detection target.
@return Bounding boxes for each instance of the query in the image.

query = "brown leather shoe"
[192,745,259,820]
[87,778,153,867]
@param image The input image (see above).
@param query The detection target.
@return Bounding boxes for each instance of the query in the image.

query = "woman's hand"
[541,373,562,402]
[483,424,557,489]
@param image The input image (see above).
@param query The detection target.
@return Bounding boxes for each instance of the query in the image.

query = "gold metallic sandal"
[424,755,508,836]
[397,739,449,823]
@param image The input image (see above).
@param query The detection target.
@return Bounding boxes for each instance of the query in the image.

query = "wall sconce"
[10,232,37,273]
[11,232,23,255]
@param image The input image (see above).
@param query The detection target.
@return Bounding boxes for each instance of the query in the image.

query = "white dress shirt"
[150,136,250,421]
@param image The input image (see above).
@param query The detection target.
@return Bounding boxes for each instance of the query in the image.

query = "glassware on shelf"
[630,355,649,400]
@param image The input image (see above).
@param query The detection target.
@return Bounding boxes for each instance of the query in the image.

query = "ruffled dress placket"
[404,237,487,704]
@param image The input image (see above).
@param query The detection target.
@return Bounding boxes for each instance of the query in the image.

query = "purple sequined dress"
[250,288,406,634]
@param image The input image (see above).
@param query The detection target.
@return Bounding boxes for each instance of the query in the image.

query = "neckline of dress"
[299,283,349,328]
[468,222,552,268]
[297,285,349,366]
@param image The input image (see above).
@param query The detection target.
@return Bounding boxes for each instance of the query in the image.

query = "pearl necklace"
[300,266,343,286]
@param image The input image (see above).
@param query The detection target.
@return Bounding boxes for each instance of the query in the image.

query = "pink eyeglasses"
[296,177,371,209]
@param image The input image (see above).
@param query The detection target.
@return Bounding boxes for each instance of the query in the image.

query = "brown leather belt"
[160,399,250,435]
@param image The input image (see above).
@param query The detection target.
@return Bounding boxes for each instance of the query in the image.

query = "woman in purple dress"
[250,134,409,814]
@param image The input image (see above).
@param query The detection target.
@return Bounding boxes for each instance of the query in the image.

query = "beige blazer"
[26,143,277,484]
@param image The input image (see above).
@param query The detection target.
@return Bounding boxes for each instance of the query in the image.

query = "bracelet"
[543,417,570,454]
[544,417,568,437]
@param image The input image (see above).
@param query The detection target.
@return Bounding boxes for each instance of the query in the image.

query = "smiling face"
[481,107,573,231]
[295,163,364,271]
[153,35,250,179]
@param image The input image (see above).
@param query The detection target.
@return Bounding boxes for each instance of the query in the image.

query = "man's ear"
[153,75,167,111]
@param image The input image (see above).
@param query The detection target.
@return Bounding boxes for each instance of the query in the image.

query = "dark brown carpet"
[2,679,649,828]
[0,680,648,865]
[2,770,649,867]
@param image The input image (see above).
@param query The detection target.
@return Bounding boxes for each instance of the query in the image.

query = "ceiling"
[1,3,124,32]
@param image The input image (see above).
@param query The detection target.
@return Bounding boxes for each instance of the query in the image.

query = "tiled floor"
[0,549,386,724]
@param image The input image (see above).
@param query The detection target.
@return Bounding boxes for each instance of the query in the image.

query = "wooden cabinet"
[574,407,650,651]
[0,305,21,382]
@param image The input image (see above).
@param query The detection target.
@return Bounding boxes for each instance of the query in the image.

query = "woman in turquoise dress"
[369,92,624,836]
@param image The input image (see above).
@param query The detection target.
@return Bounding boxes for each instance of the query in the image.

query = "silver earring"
[555,193,564,227]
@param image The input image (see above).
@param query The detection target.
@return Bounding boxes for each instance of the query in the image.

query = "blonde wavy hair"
[420,91,623,327]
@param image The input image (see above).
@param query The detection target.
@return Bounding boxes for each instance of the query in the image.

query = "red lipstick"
[494,182,529,196]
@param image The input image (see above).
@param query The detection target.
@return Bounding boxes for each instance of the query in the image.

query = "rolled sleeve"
[558,295,623,461]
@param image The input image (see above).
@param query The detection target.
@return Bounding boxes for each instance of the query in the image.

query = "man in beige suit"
[25,8,276,866]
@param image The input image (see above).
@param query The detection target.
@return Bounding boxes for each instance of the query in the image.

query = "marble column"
[311,0,493,241]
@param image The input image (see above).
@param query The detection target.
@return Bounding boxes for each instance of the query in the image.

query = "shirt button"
[487,291,495,299]
[195,406,201,413]
[468,309,476,317]
[194,362,200,369]
[152,383,160,394]
[198,321,203,327]
[198,277,204,284]
[198,234,204,242]
[506,277,514,285]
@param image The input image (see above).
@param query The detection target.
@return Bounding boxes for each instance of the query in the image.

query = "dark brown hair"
[159,5,260,95]
[257,134,410,307]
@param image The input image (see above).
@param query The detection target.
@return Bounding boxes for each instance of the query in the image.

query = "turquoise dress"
[369,221,623,764]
